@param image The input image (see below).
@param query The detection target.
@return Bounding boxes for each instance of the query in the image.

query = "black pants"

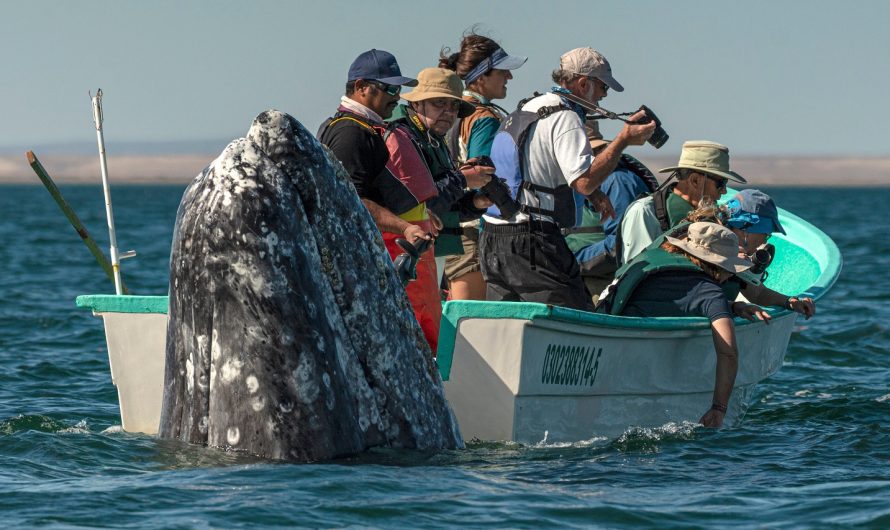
[479,222,592,311]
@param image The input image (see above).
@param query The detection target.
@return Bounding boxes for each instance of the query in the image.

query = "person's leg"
[479,229,521,302]
[445,228,486,301]
[449,271,487,300]
[509,231,591,311]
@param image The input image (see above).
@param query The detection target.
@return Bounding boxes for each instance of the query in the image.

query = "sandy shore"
[1,152,888,186]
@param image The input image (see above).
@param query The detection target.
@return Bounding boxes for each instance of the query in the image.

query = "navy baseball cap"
[347,49,418,86]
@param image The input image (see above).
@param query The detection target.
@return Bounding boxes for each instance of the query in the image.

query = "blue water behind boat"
[1,184,888,528]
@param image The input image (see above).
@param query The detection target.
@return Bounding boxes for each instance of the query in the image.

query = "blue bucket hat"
[726,189,786,235]
[347,49,418,86]
[462,47,527,85]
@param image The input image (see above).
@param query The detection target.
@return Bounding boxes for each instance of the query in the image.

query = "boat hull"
[441,307,795,443]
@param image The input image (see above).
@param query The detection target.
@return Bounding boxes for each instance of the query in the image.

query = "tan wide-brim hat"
[659,141,747,183]
[586,119,609,150]
[665,222,753,274]
[401,68,475,118]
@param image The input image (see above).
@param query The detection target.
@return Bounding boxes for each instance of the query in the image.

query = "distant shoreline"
[2,153,888,186]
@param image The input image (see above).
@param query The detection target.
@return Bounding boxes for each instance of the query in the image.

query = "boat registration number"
[540,344,603,387]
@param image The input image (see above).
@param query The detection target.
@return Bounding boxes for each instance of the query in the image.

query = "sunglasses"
[367,80,401,97]
[424,98,461,113]
[700,173,728,191]
[583,76,609,93]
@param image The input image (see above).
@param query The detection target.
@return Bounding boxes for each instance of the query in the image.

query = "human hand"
[732,302,771,325]
[587,189,615,221]
[403,224,430,245]
[787,297,816,319]
[699,408,725,428]
[428,212,442,237]
[472,192,494,209]
[618,110,657,146]
[460,162,495,189]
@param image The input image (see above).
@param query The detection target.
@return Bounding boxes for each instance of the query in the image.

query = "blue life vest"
[487,101,581,229]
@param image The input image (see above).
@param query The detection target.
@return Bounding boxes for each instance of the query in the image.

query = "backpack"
[577,155,661,278]
[487,95,579,228]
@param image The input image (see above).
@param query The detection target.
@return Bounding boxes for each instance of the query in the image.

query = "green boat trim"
[436,203,843,381]
[75,200,842,385]
[76,294,168,314]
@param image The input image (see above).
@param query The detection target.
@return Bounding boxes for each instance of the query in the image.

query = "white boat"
[76,205,841,442]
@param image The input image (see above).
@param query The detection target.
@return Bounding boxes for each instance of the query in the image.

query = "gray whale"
[159,110,462,461]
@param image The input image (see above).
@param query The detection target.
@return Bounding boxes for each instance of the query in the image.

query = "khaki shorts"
[444,227,481,281]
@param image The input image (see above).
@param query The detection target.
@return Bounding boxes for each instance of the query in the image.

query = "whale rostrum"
[159,110,463,460]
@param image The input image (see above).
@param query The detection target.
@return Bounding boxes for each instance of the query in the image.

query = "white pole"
[91,89,124,295]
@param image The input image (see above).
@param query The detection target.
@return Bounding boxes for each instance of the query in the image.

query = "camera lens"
[648,127,669,149]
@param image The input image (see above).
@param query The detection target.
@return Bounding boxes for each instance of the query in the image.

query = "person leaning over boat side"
[598,222,761,428]
[724,189,816,318]
[317,49,424,244]
[480,47,656,310]
[382,68,496,353]
[566,121,658,303]
[619,141,747,265]
[439,32,527,301]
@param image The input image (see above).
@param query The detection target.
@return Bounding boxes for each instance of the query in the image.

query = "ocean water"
[1,184,887,528]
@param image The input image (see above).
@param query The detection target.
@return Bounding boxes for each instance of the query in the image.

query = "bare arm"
[699,317,739,428]
[570,111,656,196]
[741,282,816,319]
[361,198,428,244]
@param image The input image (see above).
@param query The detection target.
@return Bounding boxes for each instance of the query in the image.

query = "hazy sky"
[2,1,888,156]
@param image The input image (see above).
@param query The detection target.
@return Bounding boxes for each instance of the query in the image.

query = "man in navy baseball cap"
[348,49,418,87]
[318,50,430,256]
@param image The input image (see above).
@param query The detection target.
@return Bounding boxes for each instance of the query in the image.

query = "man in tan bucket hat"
[379,67,496,353]
[619,140,748,264]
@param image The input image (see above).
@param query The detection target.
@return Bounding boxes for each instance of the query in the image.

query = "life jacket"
[381,124,438,207]
[445,95,507,164]
[319,111,438,216]
[569,154,660,277]
[597,245,705,315]
[487,95,578,229]
[388,104,467,257]
[598,225,763,314]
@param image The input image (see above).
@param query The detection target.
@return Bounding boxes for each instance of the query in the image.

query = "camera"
[748,243,775,275]
[634,105,669,149]
[465,156,522,219]
[393,236,433,286]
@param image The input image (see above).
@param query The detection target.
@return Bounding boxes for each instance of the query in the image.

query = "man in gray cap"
[619,140,747,265]
[479,47,656,310]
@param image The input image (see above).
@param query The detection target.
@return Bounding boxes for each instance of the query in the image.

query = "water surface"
[1,185,887,528]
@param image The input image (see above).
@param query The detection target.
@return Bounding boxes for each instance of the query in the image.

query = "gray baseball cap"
[559,47,624,92]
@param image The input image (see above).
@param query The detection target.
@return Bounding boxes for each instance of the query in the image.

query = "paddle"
[27,150,130,294]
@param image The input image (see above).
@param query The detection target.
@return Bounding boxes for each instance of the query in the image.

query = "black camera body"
[749,243,775,275]
[635,105,669,149]
[465,156,522,219]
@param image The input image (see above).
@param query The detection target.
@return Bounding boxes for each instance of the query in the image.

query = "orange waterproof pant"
[382,223,441,356]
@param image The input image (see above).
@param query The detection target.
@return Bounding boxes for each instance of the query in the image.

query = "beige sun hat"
[401,68,475,118]
[665,222,753,274]
[560,47,624,92]
[658,141,747,183]
[586,119,609,150]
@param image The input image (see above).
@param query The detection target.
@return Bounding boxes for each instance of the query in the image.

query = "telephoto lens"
[480,178,521,219]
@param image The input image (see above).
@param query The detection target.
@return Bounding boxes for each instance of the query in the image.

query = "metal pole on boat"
[91,89,134,295]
